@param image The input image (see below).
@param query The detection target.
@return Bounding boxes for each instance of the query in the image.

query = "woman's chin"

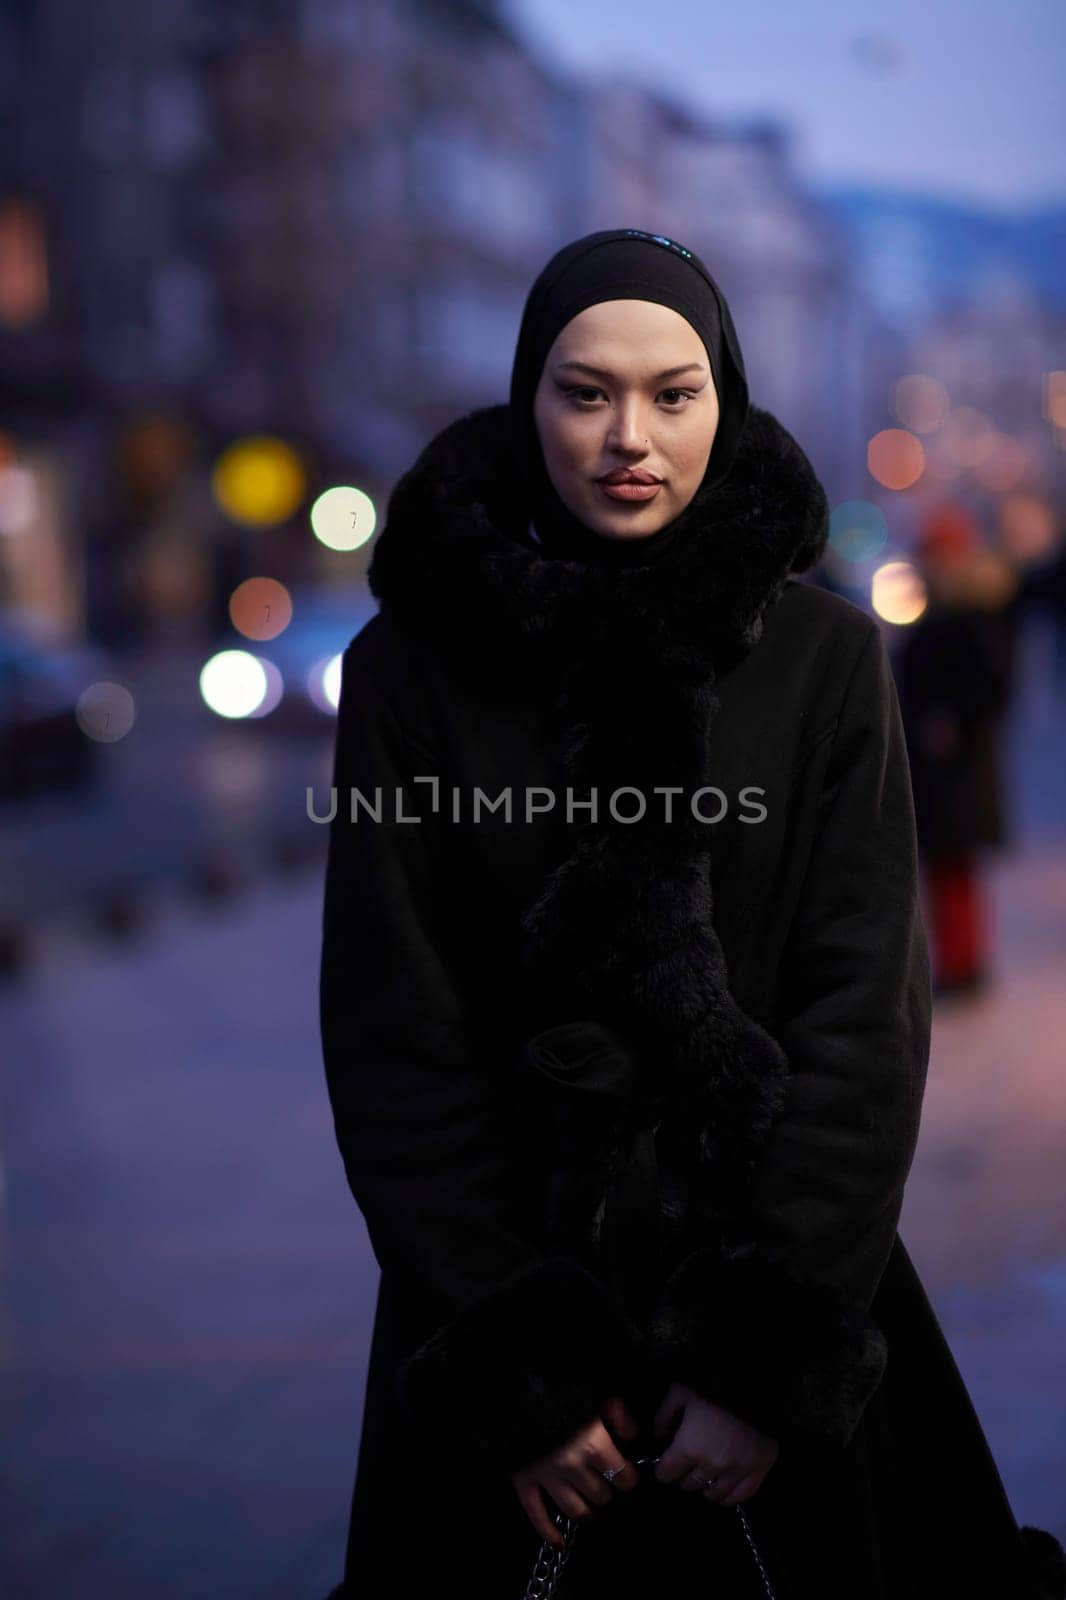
[578,498,671,541]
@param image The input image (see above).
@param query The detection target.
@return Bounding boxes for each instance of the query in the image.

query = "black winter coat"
[319,403,1065,1599]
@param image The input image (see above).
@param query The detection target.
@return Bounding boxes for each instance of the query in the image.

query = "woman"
[319,229,1065,1598]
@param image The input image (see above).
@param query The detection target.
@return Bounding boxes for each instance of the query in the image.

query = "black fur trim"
[395,1255,646,1475]
[367,400,829,677]
[643,1238,887,1453]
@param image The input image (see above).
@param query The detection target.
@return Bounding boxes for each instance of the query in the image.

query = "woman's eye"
[564,387,693,408]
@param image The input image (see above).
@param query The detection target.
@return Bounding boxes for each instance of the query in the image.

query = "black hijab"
[508,227,750,567]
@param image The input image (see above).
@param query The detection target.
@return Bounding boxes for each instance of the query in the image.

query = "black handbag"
[519,1451,779,1598]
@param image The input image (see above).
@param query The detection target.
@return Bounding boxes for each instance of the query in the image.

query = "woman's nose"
[607,406,649,452]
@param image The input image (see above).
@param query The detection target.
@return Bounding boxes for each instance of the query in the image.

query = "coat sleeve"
[645,621,932,1456]
[319,629,646,1476]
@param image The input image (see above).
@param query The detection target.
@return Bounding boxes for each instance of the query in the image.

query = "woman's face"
[532,299,720,541]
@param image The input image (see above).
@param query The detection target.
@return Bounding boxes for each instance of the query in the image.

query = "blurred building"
[7,0,876,459]
[912,271,1066,498]
[4,0,1061,648]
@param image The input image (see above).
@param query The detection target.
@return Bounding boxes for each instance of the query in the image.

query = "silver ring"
[693,1473,719,1488]
[601,1465,621,1483]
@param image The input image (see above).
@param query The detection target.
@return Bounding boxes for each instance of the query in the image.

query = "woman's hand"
[652,1381,779,1505]
[509,1395,641,1550]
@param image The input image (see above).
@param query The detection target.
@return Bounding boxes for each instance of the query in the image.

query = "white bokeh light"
[199,649,269,719]
[871,561,927,626]
[310,485,377,552]
[308,651,343,714]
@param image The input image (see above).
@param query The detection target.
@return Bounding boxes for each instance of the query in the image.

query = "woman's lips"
[596,480,663,503]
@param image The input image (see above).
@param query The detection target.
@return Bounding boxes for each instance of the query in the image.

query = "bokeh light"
[306,651,343,715]
[916,501,983,567]
[871,560,927,625]
[973,433,1030,495]
[892,375,950,434]
[965,550,1020,611]
[245,657,284,718]
[137,536,213,618]
[199,649,270,718]
[321,652,342,710]
[76,682,136,743]
[941,407,997,470]
[829,499,889,562]
[0,463,36,535]
[0,197,49,326]
[310,485,377,552]
[229,577,292,640]
[922,435,964,483]
[867,429,925,490]
[998,495,1057,564]
[120,414,195,504]
[212,436,306,527]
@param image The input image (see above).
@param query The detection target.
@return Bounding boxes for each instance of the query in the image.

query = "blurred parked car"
[0,613,108,797]
[200,581,378,731]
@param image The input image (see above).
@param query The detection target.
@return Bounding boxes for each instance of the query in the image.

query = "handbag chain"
[520,1456,779,1599]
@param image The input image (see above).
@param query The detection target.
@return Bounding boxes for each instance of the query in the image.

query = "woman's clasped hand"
[509,1384,780,1550]
[651,1381,780,1505]
[509,1394,642,1551]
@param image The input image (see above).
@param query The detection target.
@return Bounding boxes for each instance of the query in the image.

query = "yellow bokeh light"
[310,485,377,552]
[867,429,925,491]
[892,375,950,434]
[871,561,927,625]
[212,436,306,527]
[229,577,292,640]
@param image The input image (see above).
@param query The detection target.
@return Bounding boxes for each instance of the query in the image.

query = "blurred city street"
[0,620,1063,1597]
[0,641,336,958]
[1,0,1064,1591]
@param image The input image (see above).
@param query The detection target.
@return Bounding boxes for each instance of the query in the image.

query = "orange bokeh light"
[229,577,293,641]
[973,433,1029,495]
[998,496,1057,564]
[941,407,996,470]
[868,429,925,490]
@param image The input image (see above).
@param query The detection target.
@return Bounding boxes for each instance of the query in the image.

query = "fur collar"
[368,400,829,676]
[368,400,831,1314]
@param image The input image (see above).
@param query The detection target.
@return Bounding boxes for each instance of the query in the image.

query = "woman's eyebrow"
[554,360,707,381]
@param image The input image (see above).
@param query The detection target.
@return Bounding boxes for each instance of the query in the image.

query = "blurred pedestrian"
[897,503,1020,998]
